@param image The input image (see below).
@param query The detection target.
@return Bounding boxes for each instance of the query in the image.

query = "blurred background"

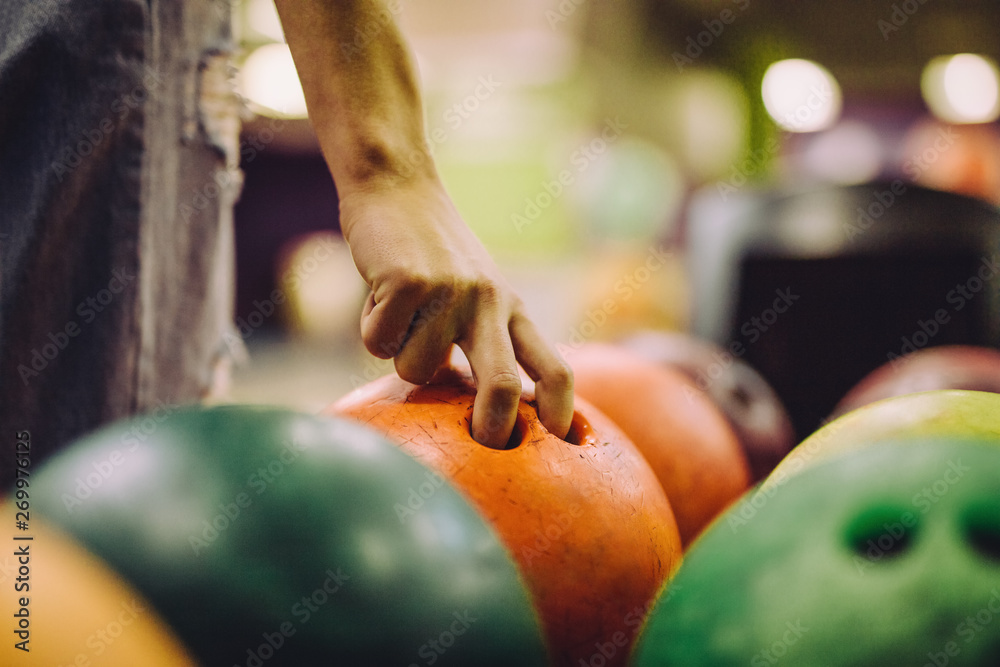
[227,0,1000,438]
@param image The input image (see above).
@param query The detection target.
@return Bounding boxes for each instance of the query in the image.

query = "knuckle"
[381,266,436,298]
[362,330,395,359]
[486,370,523,403]
[471,280,506,308]
[398,270,435,297]
[396,272,462,315]
[427,281,458,314]
[544,359,574,391]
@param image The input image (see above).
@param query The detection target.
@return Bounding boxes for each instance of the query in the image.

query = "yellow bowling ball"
[0,505,195,666]
[771,389,1000,481]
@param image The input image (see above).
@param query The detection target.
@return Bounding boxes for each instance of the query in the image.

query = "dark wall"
[233,148,340,329]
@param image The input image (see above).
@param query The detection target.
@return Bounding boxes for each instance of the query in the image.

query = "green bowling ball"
[33,405,548,666]
[633,439,1000,667]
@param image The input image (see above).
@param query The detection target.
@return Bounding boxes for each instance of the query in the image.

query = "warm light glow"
[247,0,285,42]
[239,44,308,119]
[761,59,842,133]
[279,233,368,339]
[921,54,1000,124]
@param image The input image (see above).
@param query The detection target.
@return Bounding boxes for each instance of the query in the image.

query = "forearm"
[273,1,574,445]
[274,0,434,200]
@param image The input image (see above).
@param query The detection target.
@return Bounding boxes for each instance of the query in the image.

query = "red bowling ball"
[833,344,1000,418]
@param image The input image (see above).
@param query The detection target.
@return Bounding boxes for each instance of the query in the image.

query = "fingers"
[359,284,423,359]
[458,303,522,449]
[393,290,458,385]
[360,270,566,448]
[510,313,574,439]
[368,283,572,445]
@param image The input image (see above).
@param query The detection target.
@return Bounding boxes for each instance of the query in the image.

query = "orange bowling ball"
[565,343,751,546]
[0,507,195,666]
[619,330,795,482]
[328,368,682,667]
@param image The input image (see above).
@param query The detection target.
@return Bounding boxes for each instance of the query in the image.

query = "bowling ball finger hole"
[844,505,919,562]
[467,410,528,450]
[961,502,1000,562]
[563,413,597,447]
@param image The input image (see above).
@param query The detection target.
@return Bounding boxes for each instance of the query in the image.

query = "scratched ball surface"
[566,342,751,546]
[30,406,547,666]
[632,439,1000,666]
[329,368,682,667]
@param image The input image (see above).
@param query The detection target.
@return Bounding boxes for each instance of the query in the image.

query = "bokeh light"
[278,232,367,339]
[921,54,1000,124]
[239,43,309,119]
[761,59,842,133]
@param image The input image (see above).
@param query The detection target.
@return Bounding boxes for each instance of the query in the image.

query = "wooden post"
[0,0,240,477]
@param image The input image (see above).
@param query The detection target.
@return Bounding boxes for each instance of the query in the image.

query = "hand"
[272,0,571,445]
[338,174,574,447]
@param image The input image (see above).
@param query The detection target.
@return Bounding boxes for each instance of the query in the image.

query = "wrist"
[327,130,437,195]
[334,146,449,242]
